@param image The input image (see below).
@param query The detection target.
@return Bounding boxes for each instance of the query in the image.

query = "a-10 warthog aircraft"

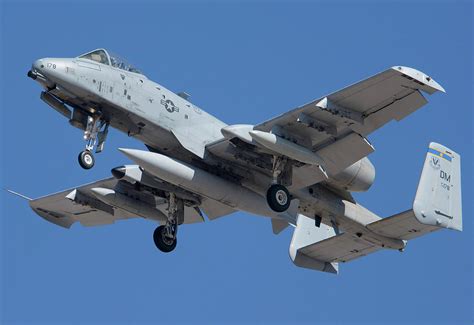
[23,48,462,273]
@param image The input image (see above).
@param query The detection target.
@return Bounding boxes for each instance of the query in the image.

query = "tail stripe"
[428,147,452,162]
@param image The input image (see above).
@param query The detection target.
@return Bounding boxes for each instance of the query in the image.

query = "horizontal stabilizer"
[367,209,439,240]
[368,142,462,239]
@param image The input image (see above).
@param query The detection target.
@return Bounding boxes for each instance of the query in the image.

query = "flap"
[316,133,375,175]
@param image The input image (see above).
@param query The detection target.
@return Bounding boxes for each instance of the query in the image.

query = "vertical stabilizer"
[289,214,339,274]
[413,142,462,231]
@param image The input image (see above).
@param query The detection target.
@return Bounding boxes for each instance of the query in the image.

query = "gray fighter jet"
[22,48,462,273]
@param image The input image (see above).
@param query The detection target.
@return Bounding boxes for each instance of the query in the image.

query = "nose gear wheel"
[78,114,109,170]
[78,150,95,169]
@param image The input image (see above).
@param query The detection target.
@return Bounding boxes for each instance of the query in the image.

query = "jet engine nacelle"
[327,157,375,192]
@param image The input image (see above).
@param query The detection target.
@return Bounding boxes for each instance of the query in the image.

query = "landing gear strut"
[153,193,184,253]
[266,156,292,212]
[78,114,109,170]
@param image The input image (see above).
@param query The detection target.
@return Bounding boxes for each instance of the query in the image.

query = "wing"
[207,66,444,189]
[29,177,207,229]
[255,66,444,175]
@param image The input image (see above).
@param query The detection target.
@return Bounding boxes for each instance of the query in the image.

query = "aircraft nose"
[32,59,45,71]
[30,58,69,84]
[28,59,45,80]
[28,58,63,89]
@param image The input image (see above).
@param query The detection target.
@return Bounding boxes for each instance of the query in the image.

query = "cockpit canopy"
[78,48,143,75]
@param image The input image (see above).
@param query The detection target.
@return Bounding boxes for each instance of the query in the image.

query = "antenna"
[4,189,32,201]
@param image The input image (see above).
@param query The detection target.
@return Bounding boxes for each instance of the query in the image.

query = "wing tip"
[29,206,75,229]
[391,66,446,93]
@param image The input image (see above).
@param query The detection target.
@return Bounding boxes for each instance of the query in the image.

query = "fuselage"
[30,52,226,164]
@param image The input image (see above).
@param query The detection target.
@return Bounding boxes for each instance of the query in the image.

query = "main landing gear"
[153,225,177,253]
[266,156,292,213]
[153,193,184,253]
[78,115,109,170]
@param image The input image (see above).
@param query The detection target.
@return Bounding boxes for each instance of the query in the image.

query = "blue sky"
[1,1,472,323]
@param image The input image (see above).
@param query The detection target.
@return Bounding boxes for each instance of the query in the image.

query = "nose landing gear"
[78,150,95,169]
[78,115,109,170]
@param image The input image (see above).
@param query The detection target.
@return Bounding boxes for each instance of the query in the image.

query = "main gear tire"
[266,184,291,212]
[153,225,177,253]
